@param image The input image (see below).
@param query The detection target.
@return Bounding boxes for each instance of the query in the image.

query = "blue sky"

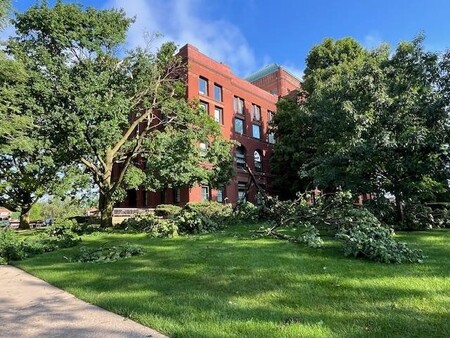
[6,0,450,78]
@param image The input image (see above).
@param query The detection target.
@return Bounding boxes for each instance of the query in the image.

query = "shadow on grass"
[13,227,450,338]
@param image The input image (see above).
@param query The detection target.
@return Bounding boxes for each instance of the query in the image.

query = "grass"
[14,225,450,338]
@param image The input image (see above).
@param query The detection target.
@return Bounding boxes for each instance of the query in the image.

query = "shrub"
[335,208,424,263]
[401,203,450,230]
[233,200,260,222]
[188,201,233,223]
[21,219,81,256]
[69,243,143,263]
[432,208,450,228]
[0,230,25,263]
[155,204,182,218]
[175,206,223,234]
[120,212,159,232]
[148,219,178,238]
[120,212,179,237]
[43,220,81,248]
[364,197,396,225]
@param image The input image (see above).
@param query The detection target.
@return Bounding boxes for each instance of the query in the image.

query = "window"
[214,107,223,124]
[199,101,209,113]
[252,124,261,139]
[217,188,224,203]
[214,84,222,101]
[267,110,274,123]
[234,96,244,115]
[254,150,262,172]
[160,189,166,204]
[199,142,208,157]
[199,77,208,95]
[173,188,181,203]
[268,132,276,144]
[252,104,261,121]
[201,185,210,201]
[238,182,246,201]
[234,118,244,134]
[235,146,246,168]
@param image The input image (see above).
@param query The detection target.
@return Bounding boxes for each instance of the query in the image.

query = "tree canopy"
[5,2,233,227]
[272,36,450,224]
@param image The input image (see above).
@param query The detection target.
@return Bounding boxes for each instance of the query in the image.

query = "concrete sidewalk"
[0,265,168,338]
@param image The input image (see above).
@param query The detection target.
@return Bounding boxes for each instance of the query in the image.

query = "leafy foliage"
[120,212,178,237]
[257,194,324,248]
[272,36,450,226]
[68,243,143,263]
[175,207,223,234]
[233,200,260,223]
[256,191,425,263]
[336,208,424,263]
[154,204,182,218]
[22,221,81,256]
[8,2,233,228]
[325,192,425,263]
[0,220,81,263]
[187,201,233,221]
[174,201,236,234]
[0,230,24,263]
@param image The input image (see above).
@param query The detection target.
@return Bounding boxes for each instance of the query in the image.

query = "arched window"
[235,145,246,168]
[254,150,263,172]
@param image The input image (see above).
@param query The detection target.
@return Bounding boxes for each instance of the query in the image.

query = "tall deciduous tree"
[0,0,10,29]
[8,2,232,227]
[272,37,450,224]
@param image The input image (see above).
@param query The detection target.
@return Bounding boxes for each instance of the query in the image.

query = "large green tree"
[8,2,232,227]
[0,37,77,228]
[0,0,10,28]
[272,37,450,224]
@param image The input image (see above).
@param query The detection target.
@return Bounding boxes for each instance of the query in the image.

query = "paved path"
[0,265,168,338]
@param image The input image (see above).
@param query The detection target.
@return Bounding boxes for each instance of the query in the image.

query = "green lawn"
[15,225,450,338]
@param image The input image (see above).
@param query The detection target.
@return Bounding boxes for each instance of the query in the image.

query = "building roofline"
[245,63,302,83]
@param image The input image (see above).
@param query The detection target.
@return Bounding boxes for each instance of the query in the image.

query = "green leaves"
[5,2,234,227]
[272,36,450,224]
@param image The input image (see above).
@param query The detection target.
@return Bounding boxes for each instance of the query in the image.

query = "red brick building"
[116,44,300,208]
[246,63,301,97]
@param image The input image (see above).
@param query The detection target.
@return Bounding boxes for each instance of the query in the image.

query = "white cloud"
[106,0,257,76]
[284,64,304,81]
[362,32,384,50]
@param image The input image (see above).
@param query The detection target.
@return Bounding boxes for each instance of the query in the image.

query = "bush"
[43,220,81,248]
[148,219,178,238]
[364,197,396,225]
[0,221,81,263]
[120,212,179,237]
[0,230,25,263]
[69,243,143,263]
[233,200,260,222]
[188,201,233,222]
[155,204,182,218]
[175,206,223,234]
[401,203,450,230]
[120,212,159,232]
[21,220,81,256]
[336,208,424,263]
[432,208,450,228]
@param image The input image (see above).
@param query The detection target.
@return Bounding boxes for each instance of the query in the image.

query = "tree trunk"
[99,191,113,228]
[395,193,405,225]
[19,208,31,229]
